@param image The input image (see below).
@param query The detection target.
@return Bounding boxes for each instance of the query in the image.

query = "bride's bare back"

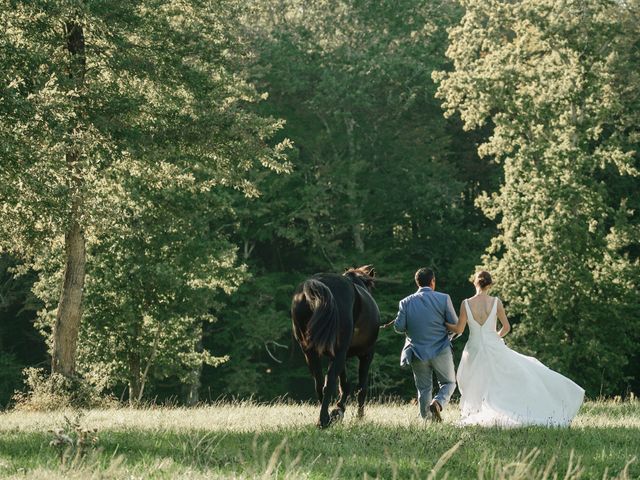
[466,295,497,326]
[465,294,510,336]
[445,277,510,339]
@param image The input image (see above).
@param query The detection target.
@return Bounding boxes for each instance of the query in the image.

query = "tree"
[434,0,640,395]
[1,0,290,387]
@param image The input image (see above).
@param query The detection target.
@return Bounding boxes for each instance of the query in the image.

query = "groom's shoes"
[429,400,442,422]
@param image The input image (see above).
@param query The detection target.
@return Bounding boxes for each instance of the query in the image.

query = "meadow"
[0,400,637,479]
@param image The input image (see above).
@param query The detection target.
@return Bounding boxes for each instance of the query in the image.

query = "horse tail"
[302,279,339,357]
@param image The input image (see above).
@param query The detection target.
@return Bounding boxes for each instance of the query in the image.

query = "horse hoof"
[317,414,331,429]
[329,408,344,423]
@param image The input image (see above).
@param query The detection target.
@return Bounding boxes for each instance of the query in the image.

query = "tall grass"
[0,400,637,479]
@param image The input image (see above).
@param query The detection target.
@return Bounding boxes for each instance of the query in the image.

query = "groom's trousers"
[410,348,456,419]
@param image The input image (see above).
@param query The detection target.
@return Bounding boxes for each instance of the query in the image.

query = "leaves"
[1,0,291,398]
[435,0,640,394]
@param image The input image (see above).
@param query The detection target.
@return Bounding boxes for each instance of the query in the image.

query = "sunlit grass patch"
[1,399,639,433]
[0,400,637,478]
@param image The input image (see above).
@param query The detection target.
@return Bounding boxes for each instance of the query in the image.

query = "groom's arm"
[444,295,458,325]
[446,300,467,335]
[393,300,407,334]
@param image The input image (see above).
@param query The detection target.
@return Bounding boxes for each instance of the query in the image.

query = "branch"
[264,340,288,364]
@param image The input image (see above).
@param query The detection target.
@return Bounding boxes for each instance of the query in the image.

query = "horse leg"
[337,368,350,411]
[329,368,349,423]
[356,351,374,418]
[303,350,324,403]
[319,353,346,428]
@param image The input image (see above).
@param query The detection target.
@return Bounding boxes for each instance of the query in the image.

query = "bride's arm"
[446,301,467,334]
[496,298,511,337]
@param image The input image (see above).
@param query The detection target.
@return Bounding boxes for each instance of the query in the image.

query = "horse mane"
[343,265,376,290]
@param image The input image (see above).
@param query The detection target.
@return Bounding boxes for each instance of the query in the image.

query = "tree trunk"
[51,21,87,376]
[243,240,255,261]
[128,326,159,404]
[51,214,86,376]
[352,223,364,253]
[183,326,204,406]
[184,365,202,406]
[345,116,365,253]
[128,351,142,404]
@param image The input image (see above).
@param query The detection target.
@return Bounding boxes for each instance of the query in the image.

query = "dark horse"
[291,265,381,428]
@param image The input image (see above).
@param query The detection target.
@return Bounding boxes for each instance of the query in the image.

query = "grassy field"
[0,400,637,479]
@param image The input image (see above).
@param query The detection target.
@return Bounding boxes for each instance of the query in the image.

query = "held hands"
[380,319,395,329]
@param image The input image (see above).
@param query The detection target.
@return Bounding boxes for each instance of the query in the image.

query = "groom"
[392,268,458,421]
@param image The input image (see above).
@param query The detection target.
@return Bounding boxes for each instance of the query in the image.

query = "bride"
[446,271,585,427]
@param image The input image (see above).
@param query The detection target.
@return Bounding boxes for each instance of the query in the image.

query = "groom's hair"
[415,268,435,287]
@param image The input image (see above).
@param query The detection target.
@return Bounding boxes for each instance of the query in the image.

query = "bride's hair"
[475,270,492,289]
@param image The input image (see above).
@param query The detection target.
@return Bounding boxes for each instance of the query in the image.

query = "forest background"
[0,0,638,409]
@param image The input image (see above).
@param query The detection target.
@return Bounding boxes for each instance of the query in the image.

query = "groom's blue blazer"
[394,287,458,366]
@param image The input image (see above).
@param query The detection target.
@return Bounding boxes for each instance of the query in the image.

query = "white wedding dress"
[457,297,585,427]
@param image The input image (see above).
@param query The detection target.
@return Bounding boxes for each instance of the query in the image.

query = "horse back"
[348,284,381,357]
[312,273,356,310]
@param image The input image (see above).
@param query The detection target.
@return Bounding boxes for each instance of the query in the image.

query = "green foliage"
[2,0,636,404]
[242,0,471,263]
[200,0,492,400]
[202,272,300,398]
[434,0,640,396]
[0,352,24,408]
[0,255,44,408]
[1,0,290,400]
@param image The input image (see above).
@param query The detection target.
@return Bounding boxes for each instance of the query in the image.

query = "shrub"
[12,368,115,411]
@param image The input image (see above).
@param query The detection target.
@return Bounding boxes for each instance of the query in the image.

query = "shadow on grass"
[0,424,637,478]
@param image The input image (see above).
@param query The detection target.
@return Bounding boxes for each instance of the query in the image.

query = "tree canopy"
[434,0,640,394]
[0,0,637,405]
